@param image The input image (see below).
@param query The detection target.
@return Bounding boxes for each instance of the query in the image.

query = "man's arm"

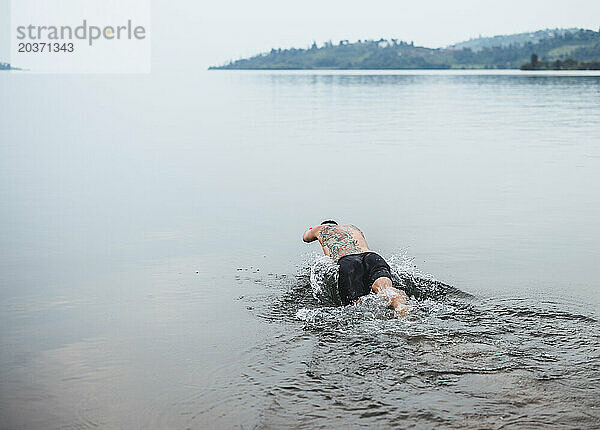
[302,226,321,243]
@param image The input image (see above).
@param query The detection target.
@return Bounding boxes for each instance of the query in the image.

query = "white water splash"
[303,250,440,306]
[386,250,437,284]
[295,251,449,324]
[308,255,340,306]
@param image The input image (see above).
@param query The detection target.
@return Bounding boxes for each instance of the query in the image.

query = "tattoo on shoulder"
[318,225,362,260]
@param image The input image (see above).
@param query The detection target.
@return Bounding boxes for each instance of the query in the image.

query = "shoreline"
[206,68,600,76]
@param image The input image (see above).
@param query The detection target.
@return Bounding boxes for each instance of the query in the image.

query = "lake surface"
[1,70,599,429]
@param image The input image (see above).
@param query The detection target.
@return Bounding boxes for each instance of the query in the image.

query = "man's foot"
[394,304,409,318]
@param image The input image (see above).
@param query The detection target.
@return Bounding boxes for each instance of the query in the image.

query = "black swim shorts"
[337,252,393,305]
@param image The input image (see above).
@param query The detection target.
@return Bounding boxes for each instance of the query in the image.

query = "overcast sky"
[2,0,599,69]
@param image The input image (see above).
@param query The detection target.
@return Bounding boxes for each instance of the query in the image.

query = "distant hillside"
[211,28,600,70]
[448,28,580,52]
[0,62,13,70]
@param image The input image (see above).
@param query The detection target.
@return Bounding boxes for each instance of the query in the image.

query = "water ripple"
[225,253,600,428]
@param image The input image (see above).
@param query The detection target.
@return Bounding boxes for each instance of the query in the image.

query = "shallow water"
[1,71,600,428]
[227,254,600,429]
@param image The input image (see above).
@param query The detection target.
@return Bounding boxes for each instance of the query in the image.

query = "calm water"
[1,71,600,429]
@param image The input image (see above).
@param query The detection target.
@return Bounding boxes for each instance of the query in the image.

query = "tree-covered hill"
[211,28,600,70]
[448,28,580,52]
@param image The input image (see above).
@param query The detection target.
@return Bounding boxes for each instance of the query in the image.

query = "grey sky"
[2,0,599,69]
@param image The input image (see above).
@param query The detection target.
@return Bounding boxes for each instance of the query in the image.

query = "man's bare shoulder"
[314,224,365,241]
[315,224,344,238]
[343,224,364,234]
[314,224,332,237]
[311,225,326,234]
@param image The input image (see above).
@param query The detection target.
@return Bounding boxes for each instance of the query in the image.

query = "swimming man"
[302,221,408,316]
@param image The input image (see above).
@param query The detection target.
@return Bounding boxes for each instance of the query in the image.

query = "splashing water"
[308,255,341,306]
[298,251,462,324]
[226,252,600,429]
